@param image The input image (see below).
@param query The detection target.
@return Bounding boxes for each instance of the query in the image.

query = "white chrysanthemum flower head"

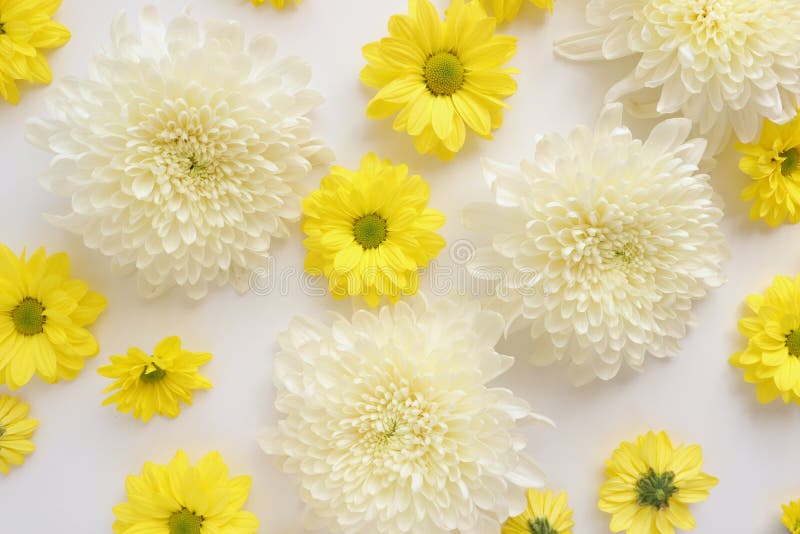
[555,0,800,154]
[463,104,728,385]
[259,294,550,533]
[26,6,333,299]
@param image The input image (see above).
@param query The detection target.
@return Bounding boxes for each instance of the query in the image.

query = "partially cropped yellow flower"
[0,0,71,105]
[599,431,718,534]
[113,450,259,534]
[361,0,518,160]
[730,275,800,405]
[302,153,446,306]
[98,336,212,422]
[0,395,37,475]
[783,499,800,534]
[738,115,800,226]
[250,0,300,8]
[482,0,555,23]
[0,245,106,390]
[503,489,574,534]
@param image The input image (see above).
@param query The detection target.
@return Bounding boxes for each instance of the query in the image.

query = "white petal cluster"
[555,0,800,154]
[26,7,333,299]
[463,104,728,385]
[259,294,548,533]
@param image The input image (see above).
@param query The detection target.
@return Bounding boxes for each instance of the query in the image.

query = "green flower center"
[353,213,388,249]
[786,330,800,357]
[0,426,5,439]
[168,509,203,534]
[636,469,677,510]
[140,362,167,383]
[781,148,799,176]
[11,297,45,336]
[528,516,558,534]
[424,52,465,96]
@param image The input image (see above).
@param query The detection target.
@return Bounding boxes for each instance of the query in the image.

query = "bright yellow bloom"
[98,336,212,422]
[361,0,518,160]
[503,489,574,534]
[0,394,37,475]
[250,0,300,8]
[302,153,446,306]
[112,450,259,534]
[738,115,800,226]
[783,499,800,534]
[730,275,800,404]
[0,0,70,105]
[482,0,555,23]
[0,245,106,390]
[599,431,718,534]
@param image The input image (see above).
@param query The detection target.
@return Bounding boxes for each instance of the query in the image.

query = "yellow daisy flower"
[302,153,446,306]
[361,0,518,160]
[730,275,800,404]
[0,0,71,105]
[112,450,259,534]
[250,0,300,8]
[738,115,800,226]
[783,499,800,534]
[599,431,718,534]
[0,394,37,475]
[482,0,555,23]
[0,245,106,390]
[98,336,212,422]
[503,489,574,534]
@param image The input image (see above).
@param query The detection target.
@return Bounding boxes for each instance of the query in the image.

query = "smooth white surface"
[2,0,799,532]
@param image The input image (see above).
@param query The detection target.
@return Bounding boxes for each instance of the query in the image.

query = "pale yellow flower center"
[11,297,45,336]
[636,469,677,509]
[353,213,388,249]
[168,509,203,534]
[424,52,465,96]
[785,330,800,357]
[780,148,799,176]
[528,516,557,534]
[140,361,167,383]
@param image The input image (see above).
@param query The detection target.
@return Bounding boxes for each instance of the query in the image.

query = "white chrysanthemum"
[555,0,800,154]
[26,7,333,299]
[259,294,549,533]
[463,104,728,385]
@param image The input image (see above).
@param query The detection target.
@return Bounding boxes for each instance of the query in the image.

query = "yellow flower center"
[140,362,167,383]
[781,148,799,176]
[636,469,677,510]
[424,52,465,96]
[11,297,45,336]
[786,330,800,357]
[528,516,557,534]
[168,509,203,534]
[353,213,388,249]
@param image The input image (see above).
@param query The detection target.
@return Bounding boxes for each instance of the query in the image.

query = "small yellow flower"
[250,0,300,7]
[112,450,259,534]
[302,153,446,306]
[0,0,71,104]
[361,0,518,160]
[737,115,800,226]
[98,336,212,422]
[783,499,800,534]
[482,0,555,23]
[0,245,107,390]
[730,275,800,404]
[599,431,718,534]
[0,394,37,475]
[503,489,574,534]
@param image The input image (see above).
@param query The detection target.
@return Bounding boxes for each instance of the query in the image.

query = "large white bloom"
[463,104,728,385]
[259,294,549,533]
[554,0,800,154]
[26,7,333,299]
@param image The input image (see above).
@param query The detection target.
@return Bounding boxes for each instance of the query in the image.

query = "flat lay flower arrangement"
[3,0,800,532]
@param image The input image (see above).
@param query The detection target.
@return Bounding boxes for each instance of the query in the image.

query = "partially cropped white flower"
[463,104,728,385]
[555,0,800,154]
[259,294,549,533]
[26,7,333,299]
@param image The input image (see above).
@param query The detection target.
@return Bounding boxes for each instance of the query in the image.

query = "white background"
[2,0,799,532]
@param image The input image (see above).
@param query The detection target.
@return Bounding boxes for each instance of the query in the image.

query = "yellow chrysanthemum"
[599,431,718,534]
[0,394,37,475]
[112,450,259,534]
[0,245,106,390]
[738,115,800,226]
[361,0,518,160]
[730,275,800,404]
[783,499,800,534]
[250,0,300,8]
[482,0,555,23]
[302,153,446,306]
[98,336,212,422]
[0,0,70,105]
[503,489,574,534]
